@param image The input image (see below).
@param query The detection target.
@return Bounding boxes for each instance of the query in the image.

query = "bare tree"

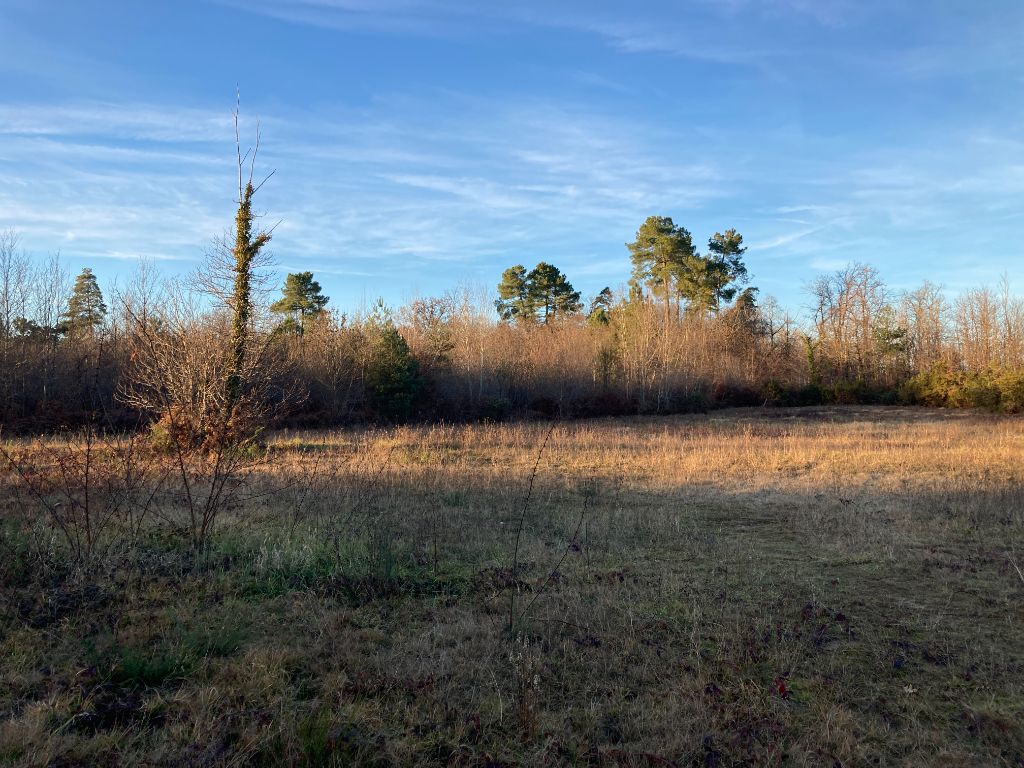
[115,100,296,550]
[901,281,948,371]
[998,274,1024,368]
[955,287,998,373]
[0,229,31,338]
[0,230,31,417]
[808,263,895,383]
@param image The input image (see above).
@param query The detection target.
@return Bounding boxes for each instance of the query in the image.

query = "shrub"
[902,364,956,406]
[791,383,825,406]
[963,373,1002,410]
[830,379,868,404]
[996,369,1024,413]
[761,380,785,406]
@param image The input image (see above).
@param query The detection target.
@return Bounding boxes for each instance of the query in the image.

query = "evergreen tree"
[271,271,329,335]
[627,216,695,321]
[727,286,762,334]
[63,268,107,338]
[13,317,63,343]
[495,265,535,321]
[527,262,582,323]
[366,319,422,421]
[496,262,581,323]
[703,229,749,312]
[588,286,614,326]
[629,218,751,317]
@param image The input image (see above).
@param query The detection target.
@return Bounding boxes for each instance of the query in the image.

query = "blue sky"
[1,0,1023,313]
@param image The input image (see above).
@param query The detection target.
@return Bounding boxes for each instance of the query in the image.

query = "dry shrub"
[1,426,166,567]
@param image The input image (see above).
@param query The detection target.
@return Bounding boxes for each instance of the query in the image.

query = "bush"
[901,364,1024,412]
[829,379,868,404]
[575,391,634,418]
[963,374,1002,410]
[527,396,559,419]
[901,364,962,407]
[715,383,762,407]
[996,369,1024,413]
[791,383,826,406]
[761,380,785,406]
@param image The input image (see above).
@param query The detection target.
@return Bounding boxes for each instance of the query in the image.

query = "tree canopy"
[496,262,581,323]
[588,287,614,326]
[628,217,751,316]
[271,271,329,334]
[702,228,749,312]
[627,216,696,320]
[496,265,532,322]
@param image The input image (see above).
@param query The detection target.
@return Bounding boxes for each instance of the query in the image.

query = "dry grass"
[1,406,1023,766]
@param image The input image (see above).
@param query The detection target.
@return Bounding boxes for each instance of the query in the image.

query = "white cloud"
[3,64,1024,309]
[0,103,235,142]
[749,228,817,251]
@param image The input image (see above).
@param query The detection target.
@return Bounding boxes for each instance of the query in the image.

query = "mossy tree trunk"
[226,180,270,412]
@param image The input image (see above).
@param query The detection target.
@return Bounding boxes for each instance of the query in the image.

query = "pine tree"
[271,271,329,335]
[627,216,695,322]
[703,229,749,312]
[366,319,422,421]
[628,218,751,317]
[588,287,614,326]
[495,265,535,322]
[527,262,582,323]
[496,262,581,323]
[63,268,107,338]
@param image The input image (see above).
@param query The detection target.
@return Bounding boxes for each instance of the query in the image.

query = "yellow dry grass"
[2,406,1023,767]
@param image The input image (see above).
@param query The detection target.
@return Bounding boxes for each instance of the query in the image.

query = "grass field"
[2,407,1023,766]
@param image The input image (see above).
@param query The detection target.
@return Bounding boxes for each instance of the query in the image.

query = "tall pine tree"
[627,216,695,322]
[63,268,107,339]
[702,229,749,313]
[628,218,751,317]
[527,262,582,323]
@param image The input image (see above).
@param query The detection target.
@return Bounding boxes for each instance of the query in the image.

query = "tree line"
[2,227,1023,435]
[2,148,1024,435]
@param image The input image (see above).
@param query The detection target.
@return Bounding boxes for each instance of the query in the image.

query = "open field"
[2,407,1023,766]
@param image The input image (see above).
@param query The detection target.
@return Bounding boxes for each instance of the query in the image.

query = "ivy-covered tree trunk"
[226,181,270,413]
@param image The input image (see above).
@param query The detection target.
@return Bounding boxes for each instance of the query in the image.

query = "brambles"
[0,426,164,568]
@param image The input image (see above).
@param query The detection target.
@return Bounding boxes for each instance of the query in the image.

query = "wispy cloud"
[748,228,817,252]
[212,0,855,65]
[5,0,1024,309]
[0,103,235,142]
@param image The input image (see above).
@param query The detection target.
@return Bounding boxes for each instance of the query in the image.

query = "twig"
[517,483,591,625]
[1010,553,1024,587]
[508,422,556,635]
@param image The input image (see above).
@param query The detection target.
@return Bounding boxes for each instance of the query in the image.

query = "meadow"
[1,406,1023,766]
